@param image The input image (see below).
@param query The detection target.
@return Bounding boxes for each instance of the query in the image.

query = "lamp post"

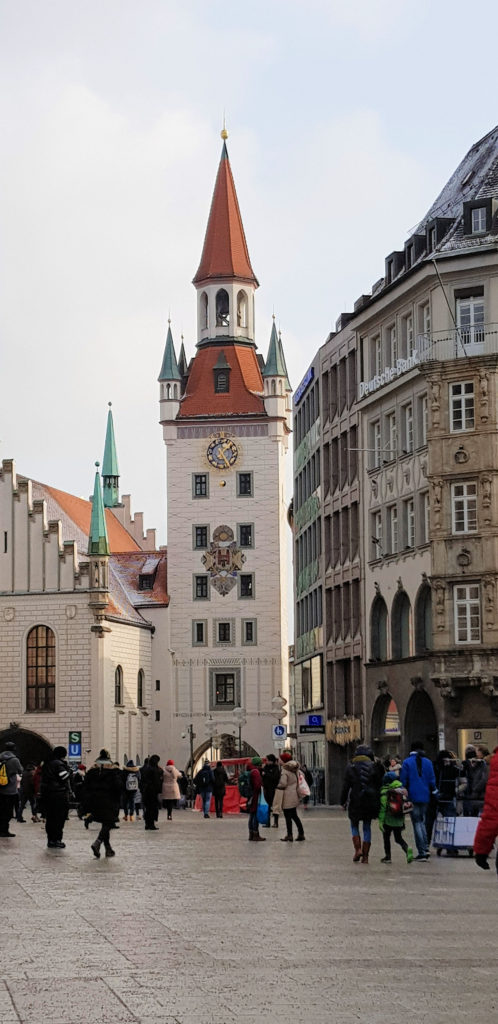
[232,706,247,757]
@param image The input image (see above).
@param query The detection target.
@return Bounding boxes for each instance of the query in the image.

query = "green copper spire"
[88,462,110,556]
[262,318,286,377]
[278,330,292,391]
[178,338,188,379]
[102,402,120,507]
[158,322,181,381]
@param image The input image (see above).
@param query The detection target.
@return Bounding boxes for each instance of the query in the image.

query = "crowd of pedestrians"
[1,737,498,875]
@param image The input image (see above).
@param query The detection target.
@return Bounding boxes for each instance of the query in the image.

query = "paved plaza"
[0,806,495,1023]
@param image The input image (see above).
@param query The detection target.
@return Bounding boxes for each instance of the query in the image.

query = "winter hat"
[354,744,373,759]
[53,745,67,759]
[98,748,111,760]
[251,756,263,766]
[280,751,292,763]
[78,764,86,771]
[383,771,396,784]
[167,759,175,765]
[126,760,135,768]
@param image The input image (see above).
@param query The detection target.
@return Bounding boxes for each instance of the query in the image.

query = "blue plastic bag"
[256,791,269,826]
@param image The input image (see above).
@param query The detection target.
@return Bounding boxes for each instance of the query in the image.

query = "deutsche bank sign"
[358,350,420,400]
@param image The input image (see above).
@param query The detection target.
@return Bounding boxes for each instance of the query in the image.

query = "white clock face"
[206,436,239,470]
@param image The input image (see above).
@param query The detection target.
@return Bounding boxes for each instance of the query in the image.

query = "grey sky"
[1,0,497,546]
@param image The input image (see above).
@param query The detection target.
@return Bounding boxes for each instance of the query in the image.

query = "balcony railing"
[416,324,498,363]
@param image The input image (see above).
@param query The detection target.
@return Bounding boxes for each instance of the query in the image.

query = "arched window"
[216,288,230,327]
[166,383,171,398]
[115,665,123,706]
[415,583,432,653]
[137,669,144,708]
[27,625,55,711]
[173,383,178,399]
[200,291,208,329]
[271,379,276,394]
[370,597,388,661]
[391,591,411,659]
[237,289,248,327]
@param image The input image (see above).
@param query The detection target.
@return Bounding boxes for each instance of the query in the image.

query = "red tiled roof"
[193,143,258,286]
[179,344,265,418]
[44,486,141,553]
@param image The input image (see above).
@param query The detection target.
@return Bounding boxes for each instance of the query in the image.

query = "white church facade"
[0,133,291,771]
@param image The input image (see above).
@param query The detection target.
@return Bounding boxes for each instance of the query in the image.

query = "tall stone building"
[293,125,498,801]
[159,133,291,765]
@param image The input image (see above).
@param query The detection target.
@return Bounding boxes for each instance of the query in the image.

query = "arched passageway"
[404,690,438,759]
[0,726,52,766]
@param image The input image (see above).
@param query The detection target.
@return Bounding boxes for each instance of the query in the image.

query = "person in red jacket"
[247,757,266,843]
[473,746,498,871]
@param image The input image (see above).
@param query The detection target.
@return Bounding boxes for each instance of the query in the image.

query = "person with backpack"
[0,741,23,838]
[39,746,71,849]
[262,754,281,828]
[84,749,123,858]
[340,744,384,863]
[162,759,182,819]
[378,770,413,864]
[400,741,437,861]
[194,759,215,818]
[122,760,140,821]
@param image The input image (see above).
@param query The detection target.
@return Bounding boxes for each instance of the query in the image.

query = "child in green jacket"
[378,771,413,864]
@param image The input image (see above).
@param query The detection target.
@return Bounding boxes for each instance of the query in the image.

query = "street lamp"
[232,706,247,757]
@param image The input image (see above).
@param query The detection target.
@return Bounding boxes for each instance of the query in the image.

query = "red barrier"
[194,786,245,814]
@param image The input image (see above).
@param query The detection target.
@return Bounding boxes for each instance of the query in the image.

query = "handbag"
[296,769,311,800]
[256,791,269,826]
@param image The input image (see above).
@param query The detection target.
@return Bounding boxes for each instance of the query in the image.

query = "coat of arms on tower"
[202,525,246,596]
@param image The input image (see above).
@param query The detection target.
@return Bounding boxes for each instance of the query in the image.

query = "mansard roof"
[178,343,265,418]
[193,141,258,287]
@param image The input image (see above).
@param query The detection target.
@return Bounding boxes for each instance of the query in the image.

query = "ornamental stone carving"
[479,370,489,422]
[429,377,441,427]
[483,578,495,626]
[432,480,443,528]
[455,446,469,464]
[3,607,15,621]
[433,579,446,630]
[481,476,492,525]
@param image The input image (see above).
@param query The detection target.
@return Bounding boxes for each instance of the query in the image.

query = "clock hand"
[220,448,230,467]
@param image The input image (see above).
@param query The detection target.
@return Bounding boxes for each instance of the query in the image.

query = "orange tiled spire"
[193,136,258,287]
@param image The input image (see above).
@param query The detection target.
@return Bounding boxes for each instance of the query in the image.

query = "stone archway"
[404,690,438,758]
[0,726,52,766]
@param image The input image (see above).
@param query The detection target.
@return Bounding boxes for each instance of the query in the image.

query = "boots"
[252,831,266,842]
[272,814,279,828]
[352,835,362,862]
[91,839,101,859]
[361,841,371,864]
[105,846,115,858]
[129,814,134,822]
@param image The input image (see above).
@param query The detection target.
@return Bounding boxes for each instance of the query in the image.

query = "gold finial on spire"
[221,111,228,140]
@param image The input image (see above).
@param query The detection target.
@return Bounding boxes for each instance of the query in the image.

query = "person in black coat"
[40,746,71,849]
[262,755,281,827]
[212,761,229,818]
[140,754,163,830]
[340,744,384,863]
[84,749,123,858]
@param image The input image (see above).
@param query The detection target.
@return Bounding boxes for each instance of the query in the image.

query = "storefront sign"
[358,350,419,400]
[300,725,325,734]
[326,717,362,746]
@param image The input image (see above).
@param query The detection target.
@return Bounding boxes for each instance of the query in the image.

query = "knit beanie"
[167,759,175,765]
[251,756,262,766]
[280,751,292,763]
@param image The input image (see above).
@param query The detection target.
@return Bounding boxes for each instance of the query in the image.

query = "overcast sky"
[1,0,497,553]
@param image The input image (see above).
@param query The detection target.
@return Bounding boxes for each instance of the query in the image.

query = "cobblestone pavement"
[0,806,495,1023]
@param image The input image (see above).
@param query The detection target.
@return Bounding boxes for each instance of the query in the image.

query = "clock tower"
[159,131,291,767]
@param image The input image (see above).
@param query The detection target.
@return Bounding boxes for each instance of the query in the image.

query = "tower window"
[193,525,209,549]
[216,288,230,327]
[237,472,253,497]
[200,291,209,329]
[137,669,144,708]
[239,573,254,598]
[194,575,209,600]
[193,474,209,498]
[237,290,248,328]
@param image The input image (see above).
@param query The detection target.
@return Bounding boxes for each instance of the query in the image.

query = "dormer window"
[463,199,491,236]
[138,556,160,591]
[139,574,154,591]
[213,350,231,393]
[471,207,487,234]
